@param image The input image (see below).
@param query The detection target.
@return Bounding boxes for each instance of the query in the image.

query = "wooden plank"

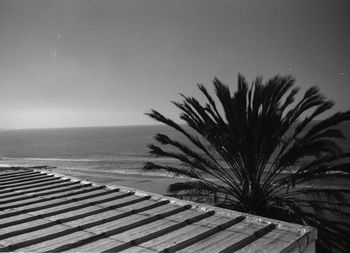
[0,196,45,207]
[0,185,100,210]
[225,221,299,242]
[0,181,81,198]
[140,223,215,250]
[1,199,157,241]
[1,219,50,235]
[18,231,94,252]
[0,173,47,183]
[0,196,153,252]
[0,176,61,190]
[0,170,313,253]
[44,205,102,220]
[64,209,124,227]
[219,224,276,253]
[258,228,299,243]
[115,199,166,212]
[160,209,214,223]
[0,170,34,179]
[1,224,71,247]
[0,189,119,216]
[223,220,263,234]
[64,199,169,228]
[66,238,125,253]
[47,205,193,252]
[88,195,145,208]
[235,236,290,253]
[110,219,179,242]
[176,230,249,253]
[132,204,185,216]
[85,213,154,234]
[0,174,53,186]
[70,239,157,253]
[27,192,133,216]
[1,192,139,230]
[28,202,84,216]
[161,216,245,253]
[7,198,68,211]
[0,213,32,225]
[0,184,91,203]
[235,229,301,253]
[118,246,158,253]
[0,178,67,194]
[104,211,216,252]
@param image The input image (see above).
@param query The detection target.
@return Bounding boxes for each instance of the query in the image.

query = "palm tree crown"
[144,74,350,252]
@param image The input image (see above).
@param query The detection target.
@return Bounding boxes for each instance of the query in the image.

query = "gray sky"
[0,0,349,129]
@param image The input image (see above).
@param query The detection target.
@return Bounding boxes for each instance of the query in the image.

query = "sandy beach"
[51,168,189,196]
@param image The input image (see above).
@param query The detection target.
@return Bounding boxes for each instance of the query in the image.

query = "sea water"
[0,125,186,176]
[0,122,349,178]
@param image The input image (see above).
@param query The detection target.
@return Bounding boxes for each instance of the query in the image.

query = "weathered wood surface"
[0,168,316,253]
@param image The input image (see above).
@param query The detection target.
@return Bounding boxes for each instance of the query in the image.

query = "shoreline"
[51,167,189,195]
[1,165,349,196]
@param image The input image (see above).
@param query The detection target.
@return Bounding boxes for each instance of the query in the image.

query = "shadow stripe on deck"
[0,188,122,219]
[0,184,107,211]
[0,180,82,199]
[0,169,315,253]
[0,174,57,187]
[104,215,246,253]
[0,175,59,189]
[0,191,134,227]
[0,196,154,251]
[218,223,277,253]
[0,183,93,205]
[0,199,170,240]
[0,169,34,178]
[45,206,211,253]
[161,216,246,253]
[0,178,69,194]
[0,172,44,183]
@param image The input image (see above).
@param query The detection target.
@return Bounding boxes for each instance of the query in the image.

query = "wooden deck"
[0,168,316,252]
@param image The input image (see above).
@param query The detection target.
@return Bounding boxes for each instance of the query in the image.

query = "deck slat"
[44,205,194,252]
[219,224,276,253]
[0,185,103,210]
[0,172,45,183]
[0,169,313,253]
[0,174,53,185]
[0,170,34,179]
[0,178,70,195]
[0,180,82,199]
[0,183,91,204]
[0,188,120,219]
[0,175,59,189]
[0,199,168,241]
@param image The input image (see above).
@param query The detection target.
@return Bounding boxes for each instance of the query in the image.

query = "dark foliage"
[144,74,350,252]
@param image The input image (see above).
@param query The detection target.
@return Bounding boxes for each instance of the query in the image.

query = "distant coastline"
[0,123,349,189]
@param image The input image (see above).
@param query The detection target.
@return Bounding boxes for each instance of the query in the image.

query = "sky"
[0,0,349,129]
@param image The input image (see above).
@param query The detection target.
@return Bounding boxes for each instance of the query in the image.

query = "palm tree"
[144,74,350,253]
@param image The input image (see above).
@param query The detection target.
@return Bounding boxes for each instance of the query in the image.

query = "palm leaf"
[144,74,350,252]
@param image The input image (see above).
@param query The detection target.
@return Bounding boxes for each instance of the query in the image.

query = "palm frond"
[144,73,350,252]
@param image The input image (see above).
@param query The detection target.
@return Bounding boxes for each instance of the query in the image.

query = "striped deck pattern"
[0,168,316,253]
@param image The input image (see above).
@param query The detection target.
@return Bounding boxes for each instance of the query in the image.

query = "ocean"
[0,125,186,176]
[0,123,350,178]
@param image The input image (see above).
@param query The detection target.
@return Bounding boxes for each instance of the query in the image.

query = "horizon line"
[0,123,169,131]
[1,119,345,131]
